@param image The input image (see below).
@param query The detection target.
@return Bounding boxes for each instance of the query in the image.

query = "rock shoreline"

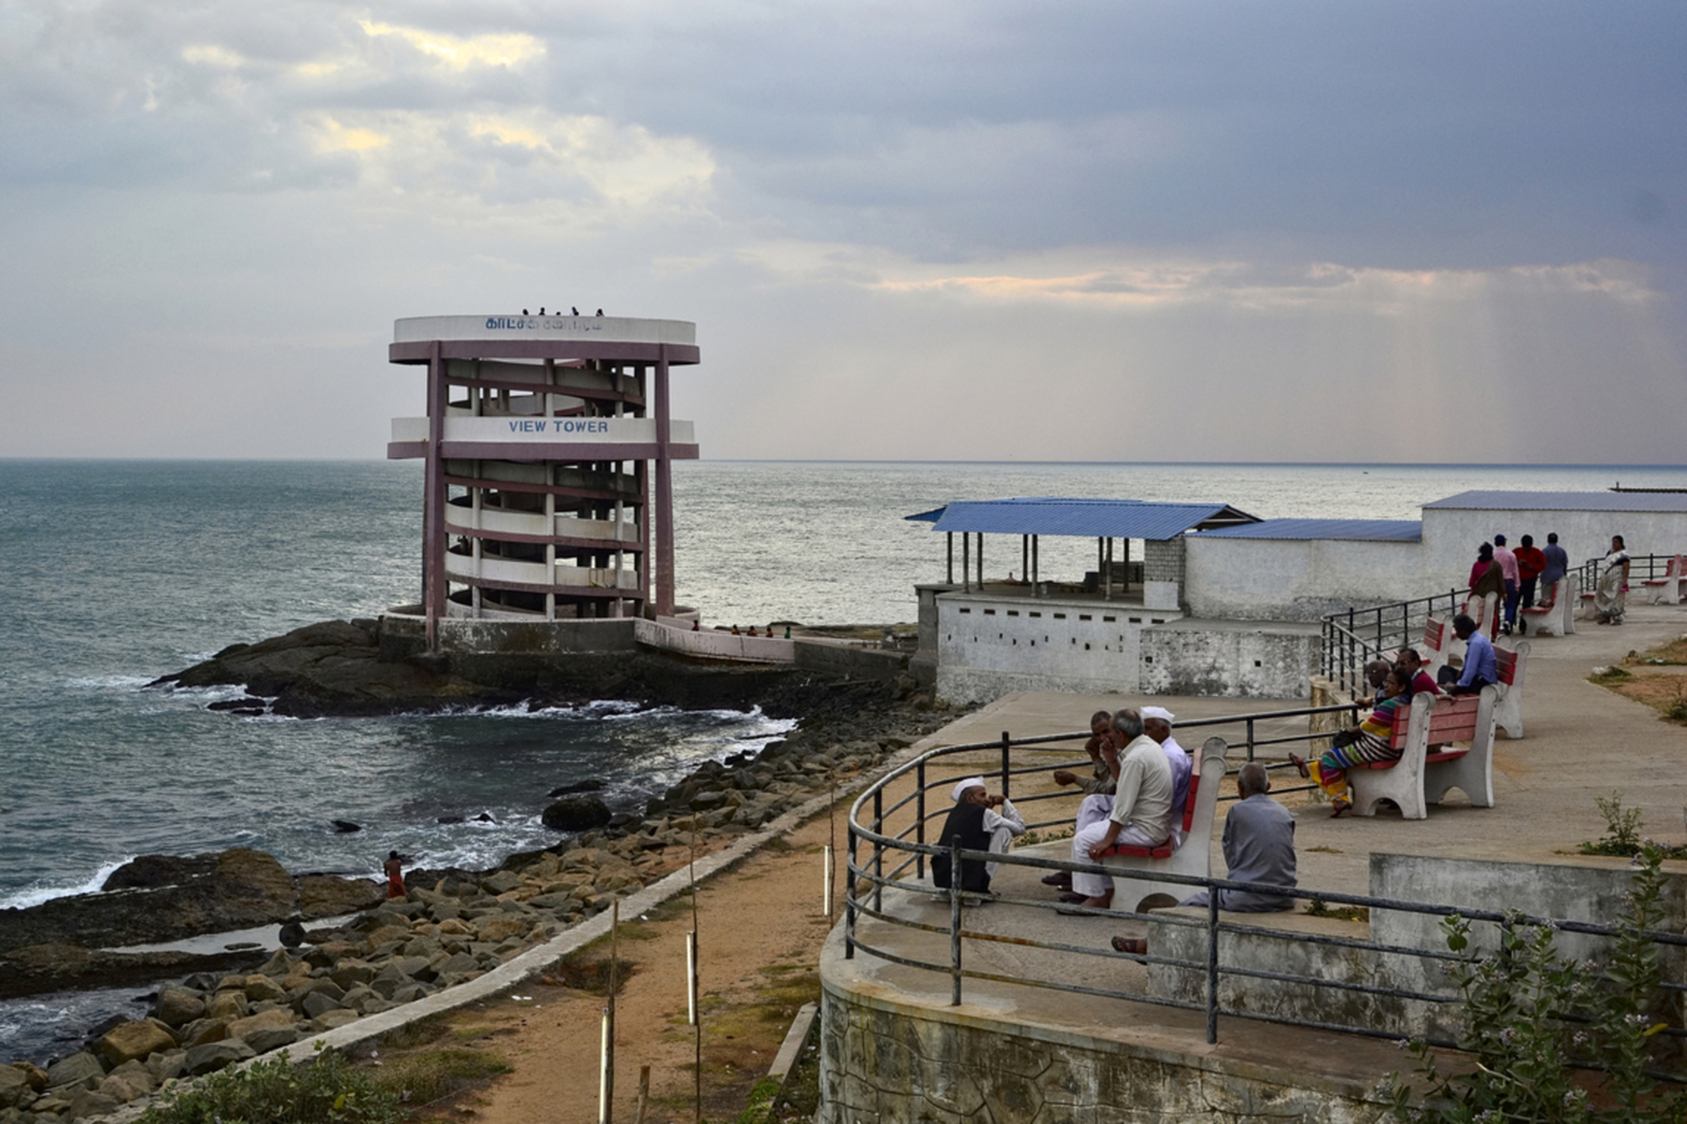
[149,619,897,720]
[0,680,956,1123]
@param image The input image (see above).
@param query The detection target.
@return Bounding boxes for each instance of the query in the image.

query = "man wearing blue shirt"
[1439,613,1498,694]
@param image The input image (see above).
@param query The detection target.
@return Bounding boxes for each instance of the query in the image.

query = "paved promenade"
[914,600,1687,894]
[822,601,1687,1115]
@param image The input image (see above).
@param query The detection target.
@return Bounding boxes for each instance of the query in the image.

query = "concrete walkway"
[821,602,1687,1115]
[908,600,1687,895]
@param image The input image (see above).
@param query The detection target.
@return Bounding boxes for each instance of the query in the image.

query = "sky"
[1,0,1683,463]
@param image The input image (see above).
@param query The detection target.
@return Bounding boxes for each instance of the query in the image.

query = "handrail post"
[873,788,884,914]
[949,837,963,1006]
[916,760,927,880]
[1000,731,1011,799]
[844,826,856,960]
[1245,717,1255,763]
[1206,893,1220,1044]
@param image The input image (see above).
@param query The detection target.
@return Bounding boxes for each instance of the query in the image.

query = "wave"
[0,857,134,911]
[62,674,157,691]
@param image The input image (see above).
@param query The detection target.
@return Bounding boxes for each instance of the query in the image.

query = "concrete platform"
[821,601,1687,1122]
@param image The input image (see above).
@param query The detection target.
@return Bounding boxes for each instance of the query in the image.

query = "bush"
[1382,844,1683,1123]
[138,1048,401,1124]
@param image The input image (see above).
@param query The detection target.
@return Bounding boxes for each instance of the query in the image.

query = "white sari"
[1595,549,1630,623]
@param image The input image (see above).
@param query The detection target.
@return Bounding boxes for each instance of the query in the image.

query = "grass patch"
[139,1048,400,1124]
[1305,844,1344,854]
[1633,636,1687,665]
[379,1015,452,1050]
[368,1048,510,1111]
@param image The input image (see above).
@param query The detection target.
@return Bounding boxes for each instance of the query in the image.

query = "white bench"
[1519,576,1575,637]
[1347,690,1498,820]
[1643,556,1687,605]
[1491,641,1529,740]
[1095,736,1228,912]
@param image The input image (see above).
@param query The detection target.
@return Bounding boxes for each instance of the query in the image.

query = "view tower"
[386,314,700,648]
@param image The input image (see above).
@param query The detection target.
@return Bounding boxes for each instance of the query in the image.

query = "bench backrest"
[1389,694,1483,750]
[1423,616,1446,654]
[1496,647,1519,686]
[1178,768,1200,835]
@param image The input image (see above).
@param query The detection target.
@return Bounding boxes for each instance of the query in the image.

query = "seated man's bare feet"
[1078,894,1113,910]
[1110,935,1147,955]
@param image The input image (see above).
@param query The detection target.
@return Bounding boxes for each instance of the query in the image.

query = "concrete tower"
[386,313,700,648]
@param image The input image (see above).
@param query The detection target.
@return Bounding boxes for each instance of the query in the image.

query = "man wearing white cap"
[932,776,1026,895]
[1141,707,1193,839]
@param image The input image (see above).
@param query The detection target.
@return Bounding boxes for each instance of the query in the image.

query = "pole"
[1206,893,1220,1045]
[690,826,700,1124]
[828,783,837,925]
[962,533,970,593]
[606,899,618,1119]
[633,1066,651,1124]
[999,731,1011,800]
[949,837,964,1006]
[599,1007,612,1124]
[845,825,857,960]
[915,761,926,881]
[822,845,833,917]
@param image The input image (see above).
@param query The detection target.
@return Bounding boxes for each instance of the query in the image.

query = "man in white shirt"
[1066,708,1175,910]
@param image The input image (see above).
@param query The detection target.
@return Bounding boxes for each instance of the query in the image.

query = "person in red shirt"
[1515,534,1547,620]
[1395,648,1442,697]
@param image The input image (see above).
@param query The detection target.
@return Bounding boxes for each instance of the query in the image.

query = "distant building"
[385,313,700,649]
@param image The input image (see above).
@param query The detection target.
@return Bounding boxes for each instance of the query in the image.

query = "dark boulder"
[541,795,612,833]
[331,820,362,834]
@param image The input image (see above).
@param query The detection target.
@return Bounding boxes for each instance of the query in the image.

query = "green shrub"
[1383,844,1683,1123]
[138,1047,400,1124]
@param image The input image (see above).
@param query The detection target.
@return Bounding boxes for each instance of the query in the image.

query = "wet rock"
[331,820,362,834]
[45,1053,104,1092]
[95,1073,144,1104]
[300,990,342,1020]
[278,917,307,949]
[144,1050,186,1084]
[541,795,612,832]
[10,1062,46,1093]
[0,1068,30,1109]
[184,1040,255,1076]
[311,1010,362,1031]
[106,1061,155,1095]
[94,1020,177,1068]
[66,1088,122,1118]
[181,1018,230,1048]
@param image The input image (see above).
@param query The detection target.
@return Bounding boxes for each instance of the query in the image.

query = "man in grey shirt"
[1112,762,1297,954]
[1182,762,1297,911]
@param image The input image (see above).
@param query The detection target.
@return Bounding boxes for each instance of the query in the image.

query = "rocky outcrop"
[541,795,613,832]
[0,848,382,981]
[147,618,913,720]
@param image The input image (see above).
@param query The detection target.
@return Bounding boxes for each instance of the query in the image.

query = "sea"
[2,458,1685,1058]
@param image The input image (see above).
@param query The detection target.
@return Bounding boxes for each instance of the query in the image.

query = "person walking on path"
[1515,534,1546,616]
[1492,534,1521,635]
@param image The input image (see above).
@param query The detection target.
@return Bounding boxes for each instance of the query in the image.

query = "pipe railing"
[844,722,1687,1073]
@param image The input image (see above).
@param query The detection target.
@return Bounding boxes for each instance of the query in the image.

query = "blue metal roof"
[1197,519,1423,542]
[907,498,1258,540]
[1425,490,1687,513]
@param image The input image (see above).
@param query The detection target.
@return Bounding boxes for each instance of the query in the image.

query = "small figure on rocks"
[383,851,406,899]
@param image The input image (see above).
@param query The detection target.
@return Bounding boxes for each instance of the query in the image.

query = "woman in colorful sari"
[1594,534,1631,625]
[1290,669,1412,817]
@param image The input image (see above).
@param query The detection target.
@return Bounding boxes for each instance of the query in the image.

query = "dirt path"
[401,804,850,1124]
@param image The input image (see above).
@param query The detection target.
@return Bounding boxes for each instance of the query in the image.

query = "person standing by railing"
[1541,532,1569,591]
[1515,534,1546,616]
[1594,535,1632,625]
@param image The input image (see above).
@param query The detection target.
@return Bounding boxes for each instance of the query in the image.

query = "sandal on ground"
[1288,753,1310,779]
[1110,936,1147,955]
[1041,872,1073,887]
[1058,892,1086,904]
[1330,798,1351,818]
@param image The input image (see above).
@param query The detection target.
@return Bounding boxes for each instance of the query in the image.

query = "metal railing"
[1320,589,1469,698]
[843,720,1687,1073]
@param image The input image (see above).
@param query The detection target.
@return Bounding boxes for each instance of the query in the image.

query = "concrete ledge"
[819,923,1395,1123]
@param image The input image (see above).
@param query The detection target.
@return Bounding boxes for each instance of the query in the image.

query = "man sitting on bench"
[1067,708,1175,911]
[1111,763,1297,953]
[1438,613,1497,695]
[932,777,1026,896]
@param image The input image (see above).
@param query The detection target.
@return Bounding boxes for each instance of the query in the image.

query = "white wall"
[1182,536,1429,621]
[1423,508,1687,584]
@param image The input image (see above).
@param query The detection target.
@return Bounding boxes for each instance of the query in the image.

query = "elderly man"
[932,776,1025,895]
[1065,708,1174,911]
[1438,613,1497,695]
[1143,707,1193,828]
[1394,648,1441,698]
[1111,762,1296,953]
